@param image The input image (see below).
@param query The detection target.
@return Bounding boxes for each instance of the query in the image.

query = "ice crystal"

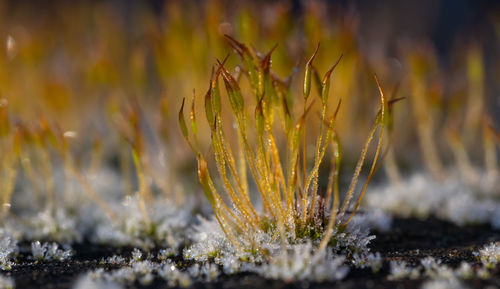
[158,260,192,287]
[131,248,142,261]
[27,209,82,244]
[183,215,378,282]
[31,241,72,261]
[183,216,236,262]
[101,255,126,265]
[330,223,377,256]
[253,242,348,282]
[0,208,83,246]
[187,263,220,282]
[388,253,498,285]
[92,195,191,250]
[5,167,123,246]
[366,172,500,227]
[420,257,455,279]
[4,166,190,253]
[0,231,17,270]
[388,260,413,280]
[78,256,194,288]
[352,252,382,273]
[157,248,176,260]
[131,260,158,285]
[474,242,500,268]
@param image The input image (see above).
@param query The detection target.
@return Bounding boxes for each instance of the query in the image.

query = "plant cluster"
[179,36,395,257]
[365,44,500,227]
[0,94,192,249]
[0,1,497,287]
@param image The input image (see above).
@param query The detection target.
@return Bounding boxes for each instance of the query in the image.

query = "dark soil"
[4,217,500,289]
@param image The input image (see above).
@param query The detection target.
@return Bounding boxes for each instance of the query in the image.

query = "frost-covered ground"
[73,242,500,289]
[365,170,500,228]
[2,164,500,288]
[5,165,195,249]
[2,217,500,289]
[182,214,384,282]
[0,162,392,287]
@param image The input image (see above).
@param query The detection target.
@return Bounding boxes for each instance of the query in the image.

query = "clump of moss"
[179,36,395,256]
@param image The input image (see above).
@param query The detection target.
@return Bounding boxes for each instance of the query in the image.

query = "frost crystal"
[27,209,82,244]
[388,260,413,280]
[365,172,500,228]
[158,260,192,287]
[352,252,382,273]
[31,241,72,261]
[253,242,348,282]
[420,257,455,279]
[187,263,220,281]
[183,214,381,282]
[101,255,126,265]
[131,248,142,261]
[76,254,194,288]
[0,231,17,270]
[158,248,176,260]
[474,242,500,268]
[387,253,499,286]
[92,195,192,250]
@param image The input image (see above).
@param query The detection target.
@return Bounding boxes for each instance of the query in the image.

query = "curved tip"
[306,42,320,67]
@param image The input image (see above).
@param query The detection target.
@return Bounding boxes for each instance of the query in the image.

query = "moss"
[206,250,219,259]
[294,217,328,241]
[180,36,388,253]
[260,217,276,234]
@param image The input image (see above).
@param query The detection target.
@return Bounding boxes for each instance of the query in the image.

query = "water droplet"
[6,36,16,60]
[63,131,78,138]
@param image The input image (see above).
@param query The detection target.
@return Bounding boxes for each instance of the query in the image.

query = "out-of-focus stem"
[384,146,401,185]
[447,131,478,185]
[463,46,484,144]
[40,147,55,213]
[483,123,498,183]
[21,155,42,206]
[66,159,117,222]
[409,68,445,180]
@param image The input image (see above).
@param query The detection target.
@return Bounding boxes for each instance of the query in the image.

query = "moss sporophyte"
[179,36,398,256]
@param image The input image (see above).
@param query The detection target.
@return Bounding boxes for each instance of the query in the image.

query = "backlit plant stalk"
[446,127,480,185]
[0,99,19,218]
[179,38,390,254]
[17,125,44,207]
[463,45,484,144]
[111,102,152,227]
[408,50,445,180]
[49,120,118,222]
[482,119,499,183]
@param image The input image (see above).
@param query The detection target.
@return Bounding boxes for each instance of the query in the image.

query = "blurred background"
[0,0,499,176]
[1,0,500,247]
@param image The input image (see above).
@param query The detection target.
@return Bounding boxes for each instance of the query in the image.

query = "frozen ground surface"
[0,217,499,289]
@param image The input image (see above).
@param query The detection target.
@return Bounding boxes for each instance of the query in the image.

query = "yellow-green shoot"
[179,37,391,255]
